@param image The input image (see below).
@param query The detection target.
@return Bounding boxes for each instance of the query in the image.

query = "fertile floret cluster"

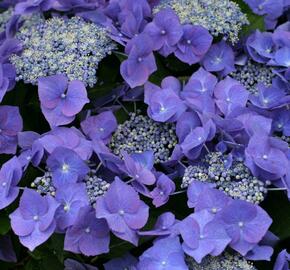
[84,169,110,207]
[186,252,257,270]
[10,16,116,87]
[0,8,12,32]
[153,0,249,43]
[182,152,267,204]
[109,112,178,163]
[231,60,274,94]
[31,168,110,206]
[31,171,56,196]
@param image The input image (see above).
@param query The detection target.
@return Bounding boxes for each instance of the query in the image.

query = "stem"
[126,178,135,184]
[171,190,186,196]
[36,166,46,173]
[95,162,102,173]
[204,144,210,154]
[223,140,243,147]
[134,101,137,113]
[178,160,187,169]
[116,99,130,115]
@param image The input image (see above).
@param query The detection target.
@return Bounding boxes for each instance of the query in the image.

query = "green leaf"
[0,212,11,235]
[113,51,128,62]
[232,0,265,35]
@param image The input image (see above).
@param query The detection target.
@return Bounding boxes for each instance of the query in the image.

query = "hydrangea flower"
[0,62,16,102]
[214,77,249,115]
[175,111,202,143]
[38,127,92,160]
[243,0,284,20]
[246,30,275,63]
[120,34,157,88]
[0,157,22,210]
[174,24,212,65]
[11,16,116,86]
[145,84,186,122]
[249,83,290,110]
[195,187,231,216]
[0,38,22,63]
[180,210,231,263]
[121,150,156,186]
[272,109,290,136]
[202,40,235,76]
[46,146,89,188]
[182,67,217,97]
[64,206,110,256]
[0,105,23,154]
[138,236,188,270]
[38,75,89,127]
[153,0,248,44]
[95,177,149,245]
[81,111,117,143]
[15,0,54,15]
[9,188,59,251]
[150,174,175,207]
[139,212,178,236]
[144,8,183,56]
[245,134,289,180]
[55,183,89,231]
[180,121,216,160]
[186,181,215,208]
[219,199,272,255]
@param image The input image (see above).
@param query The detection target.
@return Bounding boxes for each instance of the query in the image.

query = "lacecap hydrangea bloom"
[10,16,116,87]
[153,0,249,43]
[1,0,290,268]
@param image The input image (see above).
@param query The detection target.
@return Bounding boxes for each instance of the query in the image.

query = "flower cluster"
[230,59,275,95]
[186,252,257,270]
[153,0,249,43]
[182,152,268,204]
[0,0,290,269]
[10,16,116,86]
[109,112,177,163]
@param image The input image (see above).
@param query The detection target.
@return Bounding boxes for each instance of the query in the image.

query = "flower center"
[262,155,268,160]
[277,124,283,129]
[161,30,166,35]
[186,39,191,45]
[61,93,66,99]
[160,106,166,112]
[33,215,39,221]
[238,221,244,228]
[137,57,143,63]
[119,209,125,216]
[62,163,70,172]
[85,227,90,233]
